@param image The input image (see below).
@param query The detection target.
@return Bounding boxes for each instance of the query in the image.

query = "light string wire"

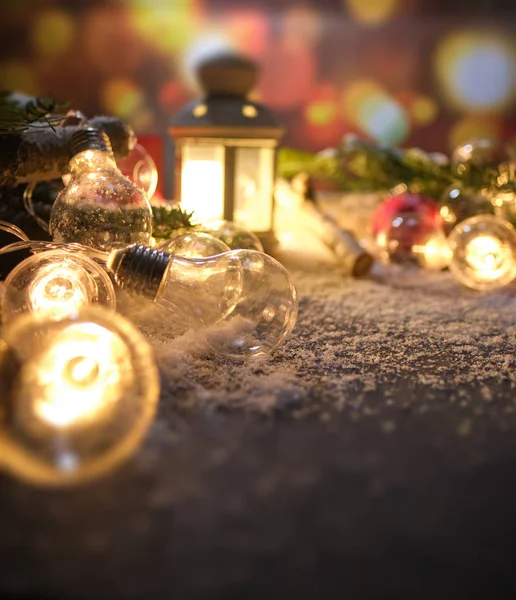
[22,110,88,234]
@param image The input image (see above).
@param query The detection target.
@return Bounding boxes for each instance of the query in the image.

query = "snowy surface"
[3,196,516,599]
[117,259,516,424]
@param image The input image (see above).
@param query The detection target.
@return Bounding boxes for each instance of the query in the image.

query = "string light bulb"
[1,249,115,323]
[158,232,231,258]
[199,220,265,252]
[107,245,298,360]
[0,306,159,486]
[50,128,153,252]
[447,214,516,290]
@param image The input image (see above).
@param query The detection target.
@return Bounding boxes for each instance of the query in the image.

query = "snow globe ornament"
[371,193,444,266]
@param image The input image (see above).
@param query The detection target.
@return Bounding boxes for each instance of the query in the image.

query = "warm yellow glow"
[181,159,225,222]
[32,322,130,428]
[242,104,258,118]
[193,104,208,117]
[29,263,90,318]
[465,235,511,280]
[440,205,457,225]
[413,236,452,270]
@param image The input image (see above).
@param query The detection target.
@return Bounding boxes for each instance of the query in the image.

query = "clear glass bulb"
[158,232,231,258]
[0,306,159,486]
[116,143,159,200]
[448,214,516,290]
[412,232,452,271]
[50,128,153,252]
[2,249,116,323]
[200,220,265,252]
[107,245,298,360]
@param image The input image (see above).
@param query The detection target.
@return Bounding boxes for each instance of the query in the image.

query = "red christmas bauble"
[371,193,443,265]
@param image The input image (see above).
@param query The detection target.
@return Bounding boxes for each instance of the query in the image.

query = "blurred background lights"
[128,0,202,54]
[435,30,516,111]
[226,10,269,58]
[449,115,501,150]
[0,61,38,95]
[343,80,409,144]
[258,42,317,110]
[345,0,401,26]
[282,6,323,49]
[31,9,75,58]
[101,78,145,120]
[410,94,439,127]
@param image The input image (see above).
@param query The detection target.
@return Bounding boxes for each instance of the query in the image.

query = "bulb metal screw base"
[69,127,113,158]
[109,245,171,300]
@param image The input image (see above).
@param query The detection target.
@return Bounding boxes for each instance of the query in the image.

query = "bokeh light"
[344,0,401,26]
[435,30,516,111]
[128,0,202,54]
[100,78,145,120]
[343,80,409,144]
[258,42,317,110]
[83,7,146,75]
[226,10,270,58]
[0,61,38,95]
[397,91,439,127]
[282,6,323,49]
[449,115,502,150]
[302,83,349,148]
[30,9,75,58]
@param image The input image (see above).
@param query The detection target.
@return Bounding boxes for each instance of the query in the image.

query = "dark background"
[0,0,515,154]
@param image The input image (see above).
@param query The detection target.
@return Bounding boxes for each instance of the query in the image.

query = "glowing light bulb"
[412,233,452,270]
[199,220,264,252]
[0,306,159,486]
[2,250,115,323]
[448,214,516,290]
[158,232,231,258]
[50,128,153,252]
[107,245,298,360]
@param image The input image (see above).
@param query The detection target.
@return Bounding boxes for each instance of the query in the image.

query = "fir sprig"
[0,92,67,135]
[151,205,195,240]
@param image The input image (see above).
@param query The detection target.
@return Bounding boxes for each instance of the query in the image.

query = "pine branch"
[151,205,195,240]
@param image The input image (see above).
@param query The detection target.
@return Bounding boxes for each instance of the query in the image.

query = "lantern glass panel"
[180,144,225,222]
[234,146,275,232]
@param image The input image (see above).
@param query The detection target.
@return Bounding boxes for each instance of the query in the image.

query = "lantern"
[168,53,284,249]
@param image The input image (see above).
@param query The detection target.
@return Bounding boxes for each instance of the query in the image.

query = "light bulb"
[412,233,452,271]
[50,128,153,252]
[448,214,516,290]
[116,142,159,200]
[0,306,159,486]
[2,249,116,323]
[107,245,298,360]
[200,220,265,252]
[157,232,231,258]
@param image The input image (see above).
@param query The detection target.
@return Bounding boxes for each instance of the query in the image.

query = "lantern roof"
[169,52,284,140]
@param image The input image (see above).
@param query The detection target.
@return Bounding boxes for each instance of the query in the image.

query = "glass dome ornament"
[50,128,153,252]
[447,214,516,291]
[0,306,159,486]
[2,249,116,324]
